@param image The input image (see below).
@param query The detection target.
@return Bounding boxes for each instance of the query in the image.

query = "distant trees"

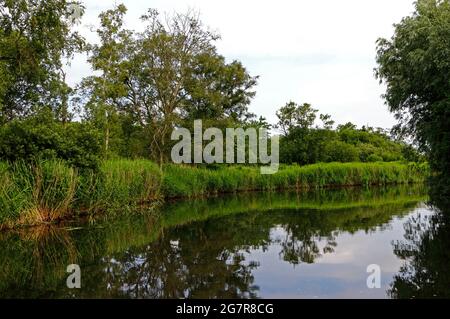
[276,101,421,165]
[375,0,450,193]
[275,101,318,134]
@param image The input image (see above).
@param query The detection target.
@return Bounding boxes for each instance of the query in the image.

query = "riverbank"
[0,160,428,229]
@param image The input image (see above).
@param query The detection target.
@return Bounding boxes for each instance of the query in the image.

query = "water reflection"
[1,184,446,298]
[389,188,450,299]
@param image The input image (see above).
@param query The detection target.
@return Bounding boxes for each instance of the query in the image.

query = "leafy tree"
[77,4,133,157]
[182,53,258,122]
[0,0,85,123]
[276,101,318,135]
[337,122,357,131]
[375,0,450,193]
[319,113,335,130]
[79,5,258,163]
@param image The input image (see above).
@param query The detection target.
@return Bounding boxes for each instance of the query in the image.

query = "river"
[1,184,449,298]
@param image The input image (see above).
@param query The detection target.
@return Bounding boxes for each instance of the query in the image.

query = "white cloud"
[67,0,417,128]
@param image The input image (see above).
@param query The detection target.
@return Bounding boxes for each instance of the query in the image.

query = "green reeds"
[0,160,162,229]
[0,160,428,228]
[161,162,428,198]
[0,161,78,228]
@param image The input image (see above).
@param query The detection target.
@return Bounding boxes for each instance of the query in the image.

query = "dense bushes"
[0,112,102,170]
[279,126,422,165]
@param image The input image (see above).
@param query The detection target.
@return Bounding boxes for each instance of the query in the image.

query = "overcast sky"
[67,0,417,129]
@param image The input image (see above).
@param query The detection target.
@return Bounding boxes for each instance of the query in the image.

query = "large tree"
[0,0,85,123]
[375,0,450,194]
[78,4,133,156]
[80,5,258,163]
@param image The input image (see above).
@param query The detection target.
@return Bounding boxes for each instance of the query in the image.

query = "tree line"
[1,0,446,177]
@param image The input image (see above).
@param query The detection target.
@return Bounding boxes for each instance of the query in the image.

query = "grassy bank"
[0,160,428,228]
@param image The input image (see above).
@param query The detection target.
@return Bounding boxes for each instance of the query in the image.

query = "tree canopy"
[0,0,85,123]
[375,0,450,193]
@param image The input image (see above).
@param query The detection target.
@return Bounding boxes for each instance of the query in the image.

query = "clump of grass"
[79,159,162,214]
[0,161,78,228]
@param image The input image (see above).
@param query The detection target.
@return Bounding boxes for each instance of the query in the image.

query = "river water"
[1,184,449,298]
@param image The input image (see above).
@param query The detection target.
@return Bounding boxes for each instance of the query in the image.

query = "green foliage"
[78,5,258,163]
[0,160,78,226]
[0,0,85,123]
[277,106,420,165]
[161,162,428,198]
[0,160,428,228]
[276,101,318,134]
[0,112,102,169]
[78,159,162,214]
[0,159,162,228]
[324,141,360,162]
[375,0,450,194]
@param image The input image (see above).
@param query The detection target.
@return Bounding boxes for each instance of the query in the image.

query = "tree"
[78,4,133,157]
[182,53,258,122]
[276,101,318,135]
[319,113,335,130]
[375,0,450,194]
[0,0,85,123]
[79,5,258,163]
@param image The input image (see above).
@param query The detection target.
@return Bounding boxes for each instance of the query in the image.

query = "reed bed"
[0,160,428,228]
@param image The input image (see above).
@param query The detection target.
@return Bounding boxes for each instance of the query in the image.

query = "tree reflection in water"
[389,188,450,299]
[0,185,431,298]
[63,204,420,299]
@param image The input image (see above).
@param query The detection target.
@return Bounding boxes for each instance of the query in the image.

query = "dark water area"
[1,184,449,299]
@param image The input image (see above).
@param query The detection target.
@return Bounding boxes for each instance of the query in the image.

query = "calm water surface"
[1,185,449,298]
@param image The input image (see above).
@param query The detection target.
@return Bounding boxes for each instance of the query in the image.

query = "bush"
[324,141,360,162]
[367,154,383,162]
[0,113,102,170]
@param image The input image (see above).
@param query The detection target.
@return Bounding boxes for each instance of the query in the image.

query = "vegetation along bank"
[0,160,428,229]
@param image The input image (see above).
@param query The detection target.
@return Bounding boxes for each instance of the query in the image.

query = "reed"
[0,160,428,228]
[161,162,428,198]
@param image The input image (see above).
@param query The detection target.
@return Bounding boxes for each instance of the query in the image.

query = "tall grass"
[0,161,78,228]
[161,162,428,198]
[0,160,428,228]
[0,160,162,229]
[78,159,162,213]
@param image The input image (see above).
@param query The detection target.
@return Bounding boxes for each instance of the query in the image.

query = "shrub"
[367,154,383,162]
[0,113,102,170]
